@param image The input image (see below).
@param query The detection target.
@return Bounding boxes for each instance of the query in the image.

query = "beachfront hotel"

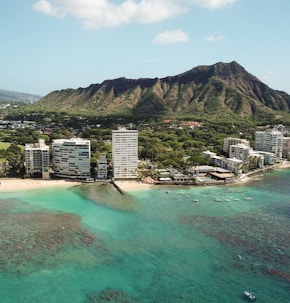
[112,128,138,180]
[255,129,283,160]
[223,137,250,155]
[229,143,252,162]
[52,138,91,180]
[24,139,50,179]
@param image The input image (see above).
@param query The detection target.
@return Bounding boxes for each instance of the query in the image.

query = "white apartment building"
[52,138,91,180]
[229,143,252,161]
[207,155,225,167]
[112,128,138,179]
[203,150,217,162]
[251,151,276,165]
[223,137,250,155]
[226,158,243,174]
[247,153,265,169]
[203,152,243,174]
[255,129,283,160]
[25,139,49,179]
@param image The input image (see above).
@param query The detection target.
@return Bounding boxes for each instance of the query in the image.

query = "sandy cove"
[0,178,81,192]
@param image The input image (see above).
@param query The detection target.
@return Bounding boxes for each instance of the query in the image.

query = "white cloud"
[32,0,238,29]
[32,0,65,18]
[32,0,186,28]
[153,30,189,44]
[188,0,237,9]
[204,34,225,42]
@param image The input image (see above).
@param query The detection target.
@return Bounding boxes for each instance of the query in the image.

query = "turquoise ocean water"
[0,169,289,303]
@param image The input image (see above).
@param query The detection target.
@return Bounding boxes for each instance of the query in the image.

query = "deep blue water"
[0,169,289,303]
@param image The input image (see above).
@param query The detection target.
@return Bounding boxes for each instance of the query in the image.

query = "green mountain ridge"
[32,61,290,119]
[0,90,42,104]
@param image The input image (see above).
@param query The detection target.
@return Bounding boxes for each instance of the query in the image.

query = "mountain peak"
[34,61,290,118]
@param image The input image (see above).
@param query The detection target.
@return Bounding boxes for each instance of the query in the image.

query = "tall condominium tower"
[25,139,50,179]
[112,129,138,179]
[52,138,91,180]
[255,129,283,160]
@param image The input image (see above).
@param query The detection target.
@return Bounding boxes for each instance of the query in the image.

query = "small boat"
[244,291,256,301]
[193,199,199,203]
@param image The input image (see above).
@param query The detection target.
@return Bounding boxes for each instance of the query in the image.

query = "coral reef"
[85,289,141,303]
[180,210,290,282]
[0,199,107,275]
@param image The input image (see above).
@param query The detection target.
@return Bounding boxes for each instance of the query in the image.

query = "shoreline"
[237,161,290,184]
[114,180,154,192]
[0,162,289,193]
[0,178,82,193]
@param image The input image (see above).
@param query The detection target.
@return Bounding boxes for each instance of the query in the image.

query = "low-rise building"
[250,151,276,165]
[97,154,107,179]
[203,150,217,161]
[226,157,243,174]
[203,152,243,174]
[282,137,290,159]
[248,153,265,169]
[229,143,252,162]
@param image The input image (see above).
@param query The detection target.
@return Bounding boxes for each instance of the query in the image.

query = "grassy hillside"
[0,90,42,104]
[0,142,12,149]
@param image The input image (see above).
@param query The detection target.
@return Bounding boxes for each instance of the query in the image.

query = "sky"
[1,0,290,96]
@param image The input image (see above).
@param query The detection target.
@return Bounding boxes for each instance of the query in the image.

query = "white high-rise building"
[255,129,283,160]
[52,138,91,180]
[223,138,250,155]
[112,128,138,179]
[25,139,50,178]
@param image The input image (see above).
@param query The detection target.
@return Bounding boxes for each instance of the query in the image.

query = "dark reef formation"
[85,289,141,303]
[180,210,290,283]
[0,199,107,275]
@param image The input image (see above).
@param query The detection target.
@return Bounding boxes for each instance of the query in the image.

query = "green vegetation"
[1,101,290,177]
[0,143,25,177]
[0,142,12,149]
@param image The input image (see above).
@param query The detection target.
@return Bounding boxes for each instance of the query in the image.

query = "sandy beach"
[236,161,290,184]
[0,178,81,192]
[275,160,290,169]
[0,178,153,193]
[0,162,289,193]
[114,180,154,192]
